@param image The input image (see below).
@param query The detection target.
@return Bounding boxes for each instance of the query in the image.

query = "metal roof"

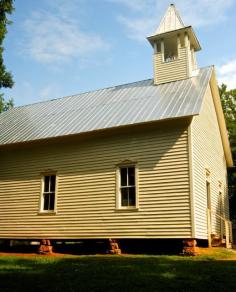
[0,66,213,146]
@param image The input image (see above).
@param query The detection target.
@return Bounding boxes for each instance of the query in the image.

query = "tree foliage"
[219,83,236,220]
[0,93,13,111]
[0,0,14,113]
[219,84,236,156]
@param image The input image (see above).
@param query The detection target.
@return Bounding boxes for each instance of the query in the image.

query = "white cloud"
[3,81,35,106]
[117,15,157,41]
[22,8,109,64]
[218,59,236,75]
[39,84,60,100]
[44,0,84,19]
[108,0,234,41]
[109,0,153,12]
[217,59,236,89]
[7,81,63,106]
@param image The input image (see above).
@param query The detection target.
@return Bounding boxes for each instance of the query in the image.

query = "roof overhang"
[147,26,201,51]
[209,68,234,167]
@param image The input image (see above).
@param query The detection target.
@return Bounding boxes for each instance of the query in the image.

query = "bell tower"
[147,4,201,85]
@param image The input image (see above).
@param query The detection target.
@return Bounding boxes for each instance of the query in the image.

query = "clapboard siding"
[0,122,191,239]
[191,84,229,239]
[154,47,188,84]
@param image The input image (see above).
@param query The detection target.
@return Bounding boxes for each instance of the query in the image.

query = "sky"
[3,0,236,106]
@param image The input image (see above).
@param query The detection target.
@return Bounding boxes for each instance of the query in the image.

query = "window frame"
[163,36,179,63]
[116,163,139,210]
[218,181,224,217]
[206,169,211,211]
[39,173,57,214]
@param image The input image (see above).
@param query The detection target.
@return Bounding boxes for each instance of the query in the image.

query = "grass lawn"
[0,249,236,292]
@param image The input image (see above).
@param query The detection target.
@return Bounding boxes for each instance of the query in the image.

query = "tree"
[0,0,14,113]
[219,84,236,156]
[219,84,236,220]
[0,93,13,112]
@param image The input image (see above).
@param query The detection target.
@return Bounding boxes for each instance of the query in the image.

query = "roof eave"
[0,115,194,149]
[209,68,234,167]
[147,26,201,51]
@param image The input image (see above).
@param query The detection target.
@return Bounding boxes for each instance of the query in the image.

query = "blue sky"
[3,0,236,106]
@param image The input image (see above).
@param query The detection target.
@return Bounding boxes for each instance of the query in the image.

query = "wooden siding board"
[0,123,191,239]
[191,84,229,239]
[154,48,188,84]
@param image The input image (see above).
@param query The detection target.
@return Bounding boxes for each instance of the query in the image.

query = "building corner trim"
[188,120,196,238]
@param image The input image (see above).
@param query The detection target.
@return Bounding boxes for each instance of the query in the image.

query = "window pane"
[121,188,128,206]
[129,187,136,206]
[128,167,135,186]
[44,176,50,192]
[120,168,127,186]
[206,181,211,209]
[50,175,56,192]
[49,193,55,211]
[43,193,50,210]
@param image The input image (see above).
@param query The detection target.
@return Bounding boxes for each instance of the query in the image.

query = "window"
[41,175,56,212]
[218,182,224,216]
[206,180,211,210]
[164,37,178,62]
[206,169,211,211]
[218,182,224,237]
[154,42,161,54]
[117,166,137,208]
[219,191,224,215]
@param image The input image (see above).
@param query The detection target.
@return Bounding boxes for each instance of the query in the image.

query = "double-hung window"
[41,175,56,212]
[117,166,138,209]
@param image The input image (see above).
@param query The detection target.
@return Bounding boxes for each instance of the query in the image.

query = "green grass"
[0,251,236,291]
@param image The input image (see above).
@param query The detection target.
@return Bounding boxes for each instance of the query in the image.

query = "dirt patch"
[0,252,69,257]
[0,247,236,259]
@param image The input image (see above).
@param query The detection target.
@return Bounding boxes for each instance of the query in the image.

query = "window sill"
[162,58,179,64]
[115,208,139,212]
[38,211,57,216]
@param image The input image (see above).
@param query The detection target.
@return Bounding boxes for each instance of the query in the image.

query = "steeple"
[155,4,184,34]
[147,4,201,85]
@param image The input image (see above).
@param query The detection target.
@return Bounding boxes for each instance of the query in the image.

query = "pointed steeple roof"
[155,4,184,34]
[147,4,201,52]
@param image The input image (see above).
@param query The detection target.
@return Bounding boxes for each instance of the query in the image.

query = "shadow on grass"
[0,255,236,291]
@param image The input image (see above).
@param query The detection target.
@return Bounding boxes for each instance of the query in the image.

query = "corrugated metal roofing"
[0,66,213,146]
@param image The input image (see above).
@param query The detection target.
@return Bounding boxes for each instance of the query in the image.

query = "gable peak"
[155,4,185,34]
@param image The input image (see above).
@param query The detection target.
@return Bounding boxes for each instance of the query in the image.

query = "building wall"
[153,47,188,85]
[191,84,229,239]
[0,121,192,239]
